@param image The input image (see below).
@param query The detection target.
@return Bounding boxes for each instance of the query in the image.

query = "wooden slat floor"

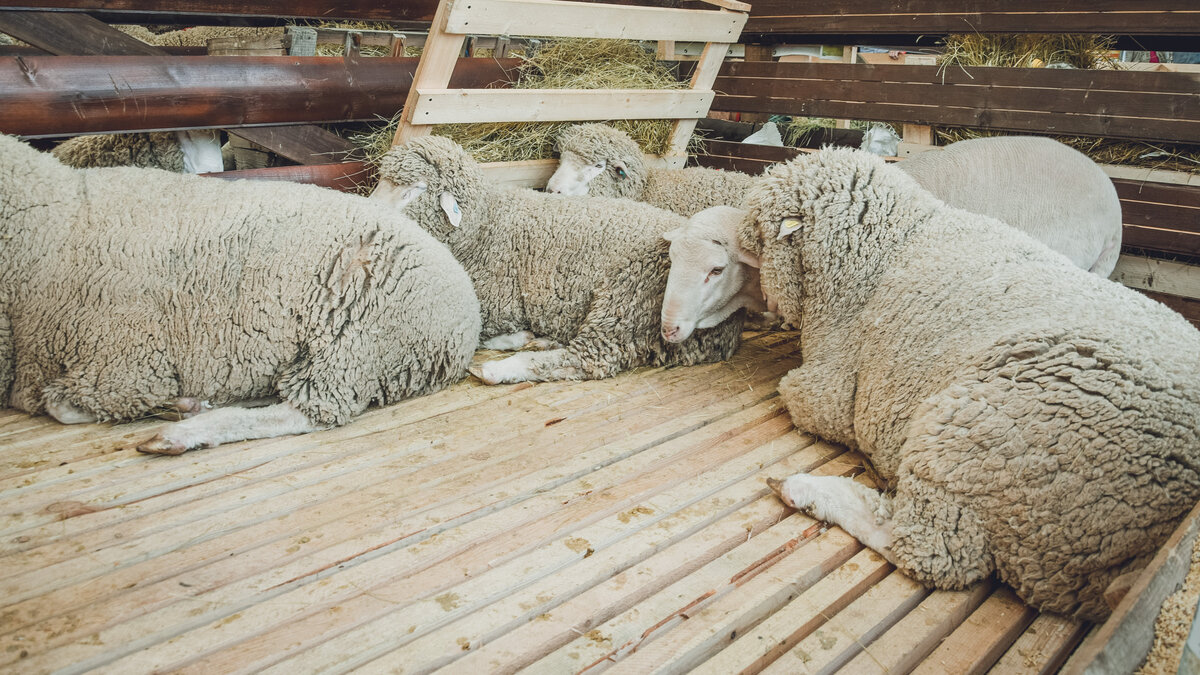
[0,331,1089,674]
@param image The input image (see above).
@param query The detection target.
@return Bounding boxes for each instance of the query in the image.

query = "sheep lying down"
[370,136,743,385]
[741,147,1200,620]
[0,134,480,454]
[660,135,1123,344]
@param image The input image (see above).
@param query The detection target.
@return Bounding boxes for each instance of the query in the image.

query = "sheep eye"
[616,168,627,178]
[594,162,604,169]
[710,266,725,276]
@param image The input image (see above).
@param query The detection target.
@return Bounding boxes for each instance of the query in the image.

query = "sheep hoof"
[136,434,189,456]
[766,477,796,508]
[173,397,212,419]
[524,338,563,351]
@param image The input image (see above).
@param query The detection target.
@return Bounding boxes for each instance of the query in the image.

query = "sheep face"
[661,206,764,343]
[372,136,486,245]
[545,123,645,199]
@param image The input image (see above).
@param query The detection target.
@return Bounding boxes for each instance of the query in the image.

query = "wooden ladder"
[389,0,751,187]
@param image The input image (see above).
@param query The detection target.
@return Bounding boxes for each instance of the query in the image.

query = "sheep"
[659,135,1124,344]
[0,134,480,454]
[370,135,744,385]
[52,130,226,174]
[116,25,286,48]
[737,146,1200,620]
[900,135,1123,276]
[544,123,755,217]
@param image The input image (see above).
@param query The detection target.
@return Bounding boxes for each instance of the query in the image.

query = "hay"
[935,128,1200,175]
[1136,532,1200,675]
[353,38,693,164]
[938,33,1116,70]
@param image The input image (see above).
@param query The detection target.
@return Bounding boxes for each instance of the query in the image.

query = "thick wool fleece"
[0,135,480,426]
[376,136,743,380]
[740,147,1200,620]
[117,25,285,48]
[52,132,186,172]
[556,123,756,216]
[900,135,1123,276]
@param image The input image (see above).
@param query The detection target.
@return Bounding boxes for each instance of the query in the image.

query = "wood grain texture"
[0,0,442,22]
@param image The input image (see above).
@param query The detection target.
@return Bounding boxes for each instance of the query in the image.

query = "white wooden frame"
[390,0,750,185]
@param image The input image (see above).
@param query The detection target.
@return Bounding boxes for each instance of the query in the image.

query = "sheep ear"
[662,227,682,243]
[735,246,761,268]
[440,192,462,228]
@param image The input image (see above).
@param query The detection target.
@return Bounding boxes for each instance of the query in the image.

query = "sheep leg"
[470,348,596,385]
[135,402,326,455]
[45,399,97,425]
[482,330,536,351]
[0,312,12,408]
[767,473,897,561]
[778,362,859,449]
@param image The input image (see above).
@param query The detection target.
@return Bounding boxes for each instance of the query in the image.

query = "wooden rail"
[706,62,1200,145]
[0,56,520,137]
[735,0,1200,36]
[0,1,442,22]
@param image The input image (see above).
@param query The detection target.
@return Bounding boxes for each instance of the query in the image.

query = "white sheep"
[544,123,755,217]
[52,130,226,174]
[0,134,480,454]
[659,136,1123,343]
[743,147,1200,620]
[370,135,744,385]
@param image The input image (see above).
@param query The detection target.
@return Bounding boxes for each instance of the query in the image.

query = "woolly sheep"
[52,130,225,174]
[545,123,755,217]
[0,134,480,454]
[738,147,1200,620]
[370,135,743,384]
[660,135,1124,343]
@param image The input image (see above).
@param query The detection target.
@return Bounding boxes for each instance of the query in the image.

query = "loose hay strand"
[353,38,695,164]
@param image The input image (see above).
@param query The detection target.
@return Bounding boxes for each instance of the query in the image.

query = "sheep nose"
[661,325,680,342]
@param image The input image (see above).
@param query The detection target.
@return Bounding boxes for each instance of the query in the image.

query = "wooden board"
[0,0,443,22]
[0,333,1085,672]
[444,0,746,42]
[410,88,714,124]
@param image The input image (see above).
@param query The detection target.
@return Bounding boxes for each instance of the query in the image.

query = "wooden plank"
[740,1,1200,35]
[1122,226,1200,258]
[0,55,520,138]
[911,588,1037,674]
[0,10,161,55]
[206,161,375,193]
[1120,199,1200,232]
[1114,179,1200,209]
[445,0,746,42]
[665,41,731,160]
[706,567,924,675]
[992,613,1090,675]
[0,1,442,22]
[1063,500,1200,674]
[410,88,714,124]
[838,582,993,674]
[391,0,465,147]
[1113,255,1200,300]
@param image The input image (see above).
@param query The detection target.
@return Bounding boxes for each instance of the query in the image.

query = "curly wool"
[117,25,285,48]
[900,135,1123,276]
[0,134,480,426]
[555,123,756,216]
[740,147,1200,620]
[52,132,186,172]
[376,136,743,381]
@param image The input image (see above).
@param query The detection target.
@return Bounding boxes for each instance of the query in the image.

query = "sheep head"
[545,123,646,199]
[372,135,487,245]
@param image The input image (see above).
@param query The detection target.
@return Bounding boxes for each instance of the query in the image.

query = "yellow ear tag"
[777,217,803,240]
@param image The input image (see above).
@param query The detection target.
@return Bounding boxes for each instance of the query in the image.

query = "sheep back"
[3,145,479,424]
[52,132,186,172]
[642,167,757,217]
[899,136,1123,276]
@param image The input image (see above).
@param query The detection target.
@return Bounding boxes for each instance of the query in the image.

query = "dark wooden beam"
[735,1,1200,36]
[205,161,376,193]
[0,55,520,137]
[0,1,441,22]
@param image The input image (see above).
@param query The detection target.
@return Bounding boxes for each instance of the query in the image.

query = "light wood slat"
[214,426,824,674]
[1113,255,1200,300]
[0,359,800,668]
[991,613,1090,675]
[392,0,465,146]
[695,0,751,11]
[912,588,1038,675]
[839,582,994,674]
[519,453,868,673]
[444,0,746,42]
[739,570,927,675]
[410,89,714,124]
[598,528,865,674]
[666,41,731,159]
[14,396,795,672]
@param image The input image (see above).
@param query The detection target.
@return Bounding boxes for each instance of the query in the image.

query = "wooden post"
[656,40,675,60]
[664,40,731,165]
[835,46,858,130]
[391,0,467,147]
[740,43,774,124]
